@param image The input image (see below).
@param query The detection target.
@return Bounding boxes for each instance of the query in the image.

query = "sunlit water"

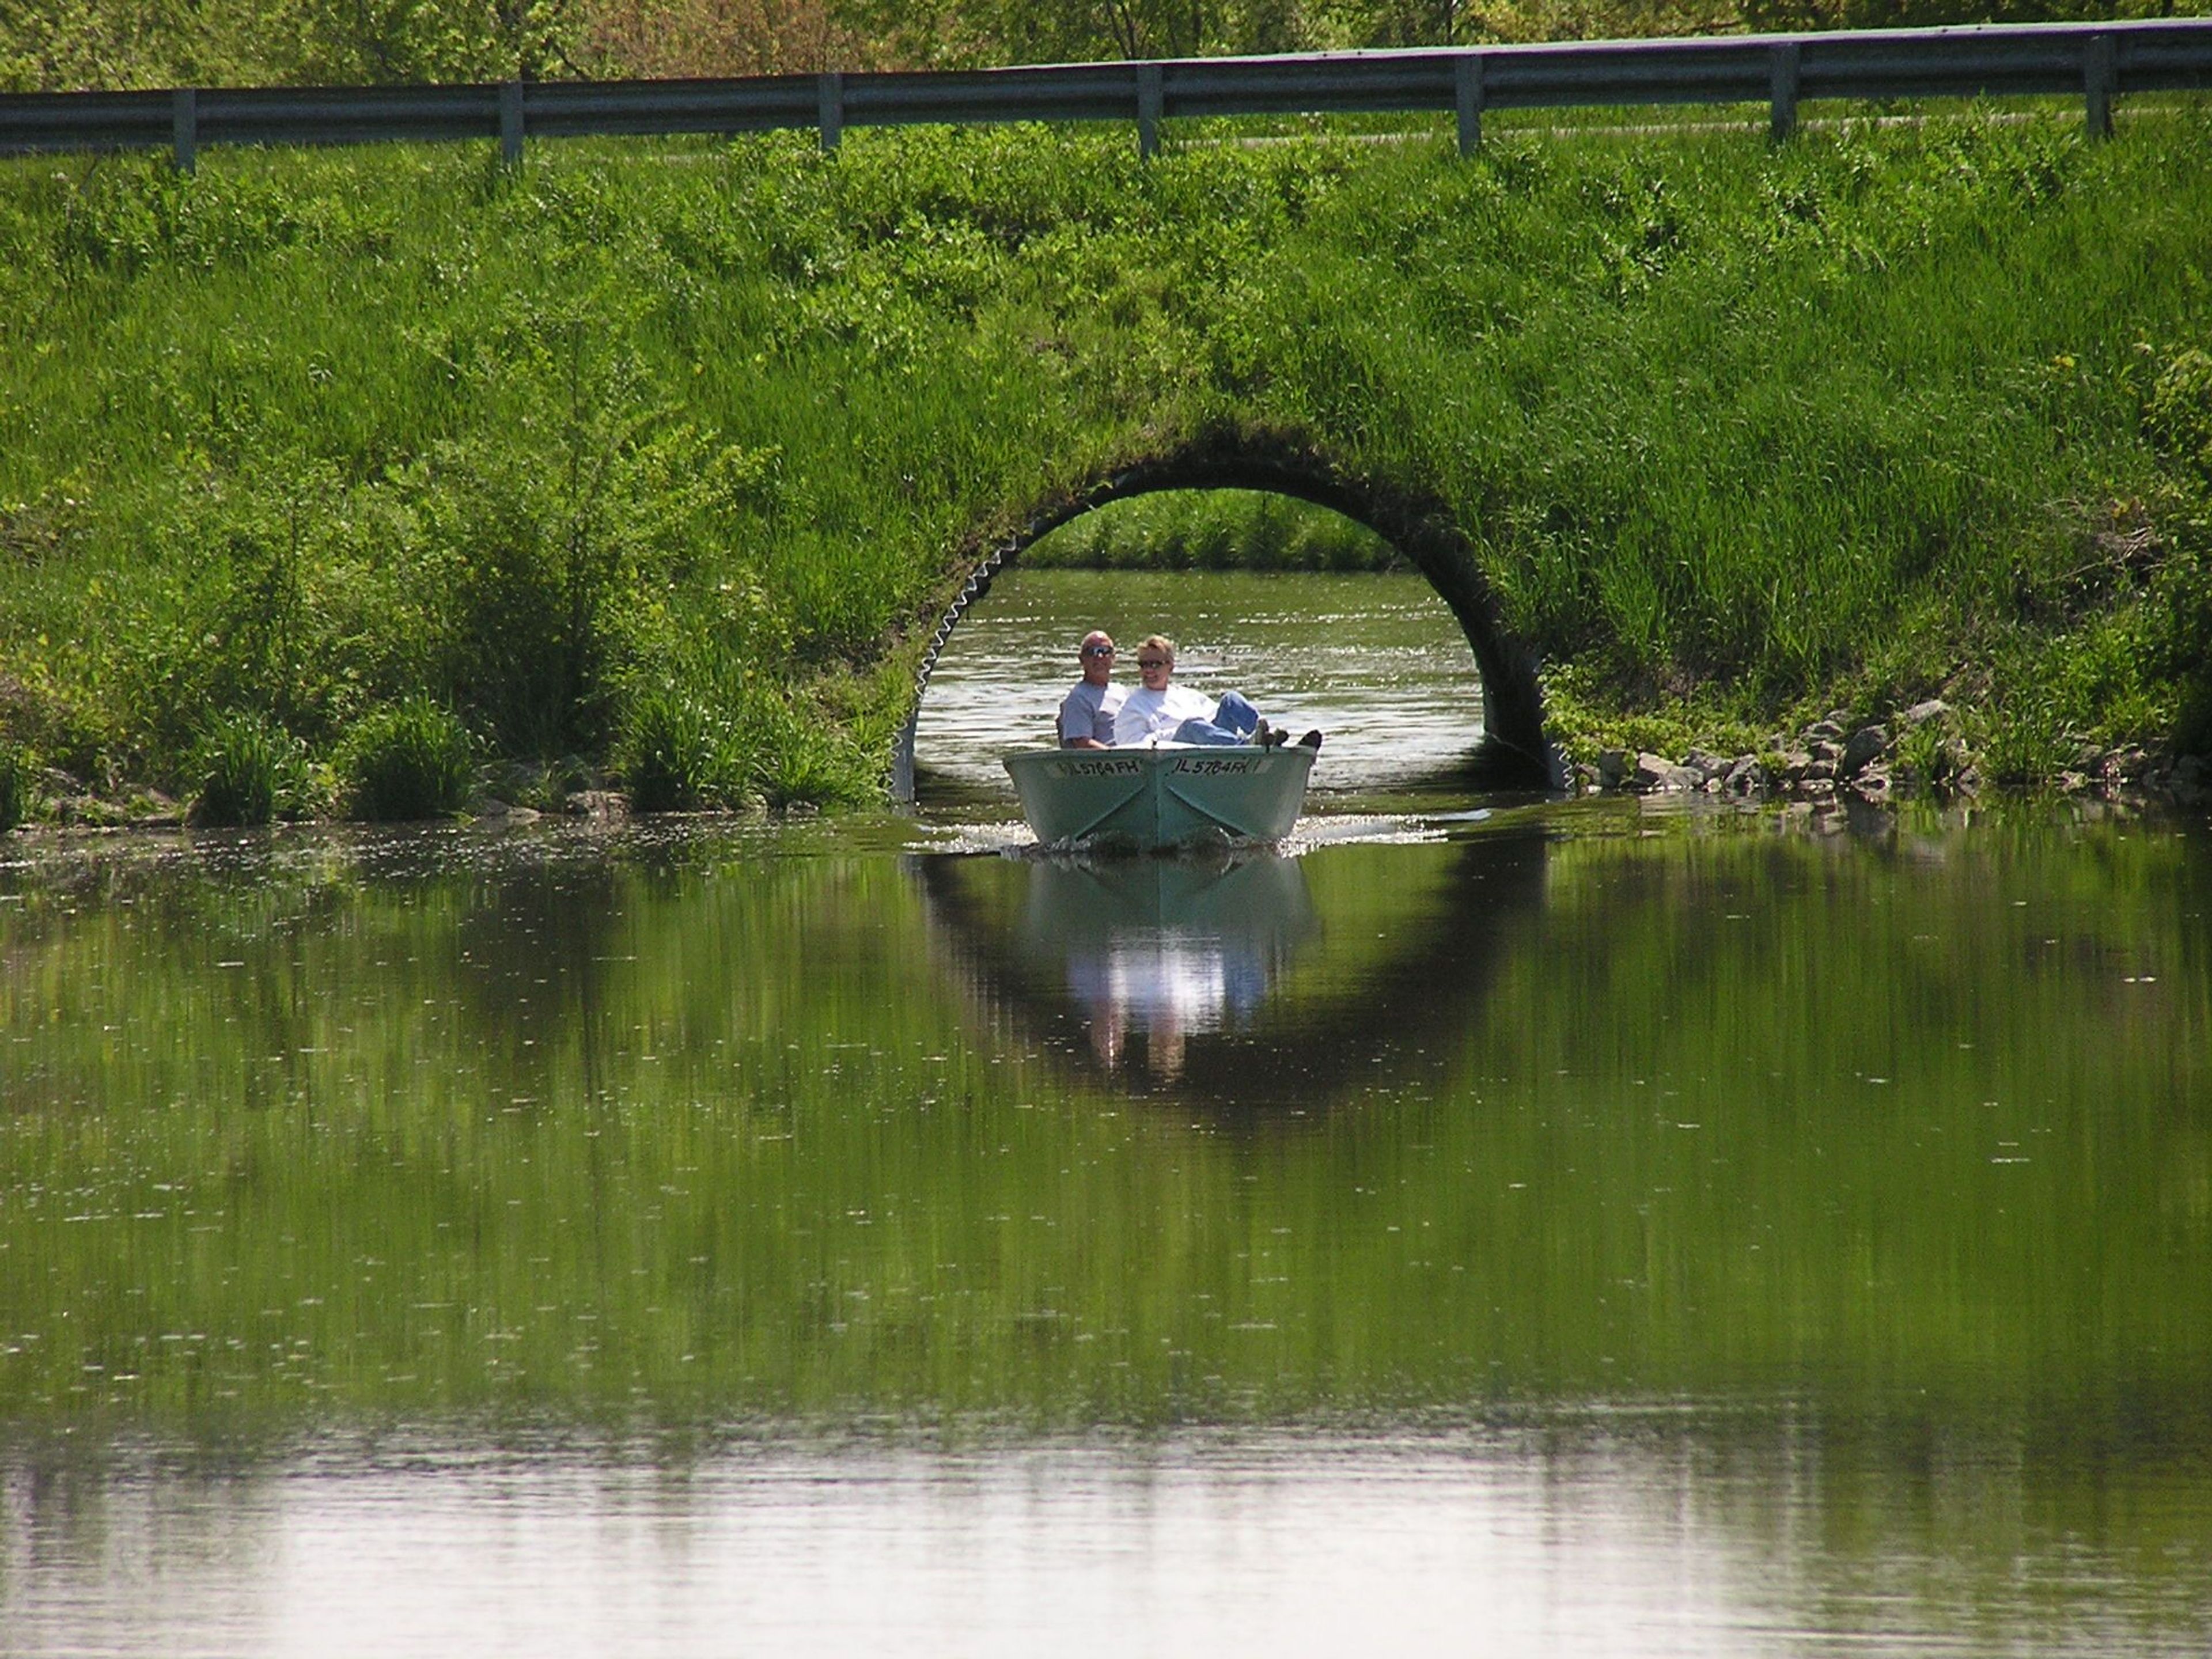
[3,570,2211,1655]
[14,1426,2134,1659]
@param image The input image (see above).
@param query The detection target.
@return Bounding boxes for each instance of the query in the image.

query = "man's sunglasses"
[1081,644,1116,658]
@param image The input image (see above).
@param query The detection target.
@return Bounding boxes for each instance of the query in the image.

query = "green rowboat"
[1003,744,1316,850]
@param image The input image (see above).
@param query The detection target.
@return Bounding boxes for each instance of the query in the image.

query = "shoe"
[1297,730,1323,751]
[1251,718,1272,748]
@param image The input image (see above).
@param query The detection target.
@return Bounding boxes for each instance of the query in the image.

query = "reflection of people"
[922,847,1326,1094]
[1065,929,1239,1085]
[1059,630,1124,749]
[1027,857,1315,1087]
[1113,634,1293,748]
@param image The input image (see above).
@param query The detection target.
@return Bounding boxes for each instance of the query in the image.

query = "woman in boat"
[1112,635,1304,748]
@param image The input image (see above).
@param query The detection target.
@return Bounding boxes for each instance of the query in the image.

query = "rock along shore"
[1575,699,2212,807]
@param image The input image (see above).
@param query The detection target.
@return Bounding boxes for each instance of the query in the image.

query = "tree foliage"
[0,1,582,91]
[3,0,2200,90]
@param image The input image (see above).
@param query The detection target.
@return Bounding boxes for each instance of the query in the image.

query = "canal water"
[3,570,2209,1656]
[911,567,1488,802]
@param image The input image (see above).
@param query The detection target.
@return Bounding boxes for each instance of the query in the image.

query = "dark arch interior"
[909,498,1475,805]
[894,439,1555,801]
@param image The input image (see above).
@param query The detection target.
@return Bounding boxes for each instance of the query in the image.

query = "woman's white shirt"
[1113,683,1214,746]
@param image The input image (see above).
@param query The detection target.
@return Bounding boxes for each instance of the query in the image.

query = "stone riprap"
[1579,700,2210,805]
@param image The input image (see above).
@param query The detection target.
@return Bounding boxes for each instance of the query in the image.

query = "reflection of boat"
[1002,745,1315,850]
[922,849,1319,1089]
[914,830,1551,1111]
[1025,855,1319,1080]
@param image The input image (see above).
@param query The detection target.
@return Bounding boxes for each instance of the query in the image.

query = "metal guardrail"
[2,21,2207,170]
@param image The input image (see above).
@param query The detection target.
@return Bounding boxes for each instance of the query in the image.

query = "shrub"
[187,713,309,827]
[338,699,476,821]
[0,745,31,831]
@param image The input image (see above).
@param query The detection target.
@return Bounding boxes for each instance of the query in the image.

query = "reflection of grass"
[0,817,2207,1443]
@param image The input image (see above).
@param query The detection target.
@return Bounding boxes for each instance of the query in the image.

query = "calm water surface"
[3,572,2210,1656]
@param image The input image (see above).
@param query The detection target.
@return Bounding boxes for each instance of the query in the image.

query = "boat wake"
[918,806,1491,859]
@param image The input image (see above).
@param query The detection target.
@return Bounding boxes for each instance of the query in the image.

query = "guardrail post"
[1455,54,1483,154]
[818,71,844,152]
[172,88,198,173]
[2084,33,2116,139]
[499,79,524,165]
[1769,42,1800,143]
[1137,62,1162,159]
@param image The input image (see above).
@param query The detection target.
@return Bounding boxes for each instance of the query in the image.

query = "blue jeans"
[1172,690,1262,747]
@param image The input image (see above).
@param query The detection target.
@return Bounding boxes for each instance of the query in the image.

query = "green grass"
[2,108,2210,805]
[1024,489,1400,571]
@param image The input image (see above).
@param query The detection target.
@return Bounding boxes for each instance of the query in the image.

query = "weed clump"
[616,670,878,814]
[0,745,31,831]
[338,700,475,821]
[1892,715,1964,788]
[186,713,309,827]
[619,683,741,813]
[751,703,873,812]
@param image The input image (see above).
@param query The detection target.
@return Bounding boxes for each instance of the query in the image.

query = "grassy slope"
[2,104,2210,808]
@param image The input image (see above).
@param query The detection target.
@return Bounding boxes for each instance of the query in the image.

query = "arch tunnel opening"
[893,444,1555,805]
[908,491,1483,804]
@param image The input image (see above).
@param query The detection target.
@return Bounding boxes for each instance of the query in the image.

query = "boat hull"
[1002,745,1315,850]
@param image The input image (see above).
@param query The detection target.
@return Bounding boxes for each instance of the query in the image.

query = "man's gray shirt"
[1059,680,1126,745]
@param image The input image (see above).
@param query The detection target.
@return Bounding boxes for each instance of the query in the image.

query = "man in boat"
[1112,634,1319,749]
[1059,630,1126,749]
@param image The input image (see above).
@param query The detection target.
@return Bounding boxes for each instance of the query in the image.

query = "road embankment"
[3,108,2210,823]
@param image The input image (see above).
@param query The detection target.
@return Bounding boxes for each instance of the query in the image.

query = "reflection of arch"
[912,829,1551,1115]
[892,430,1555,801]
